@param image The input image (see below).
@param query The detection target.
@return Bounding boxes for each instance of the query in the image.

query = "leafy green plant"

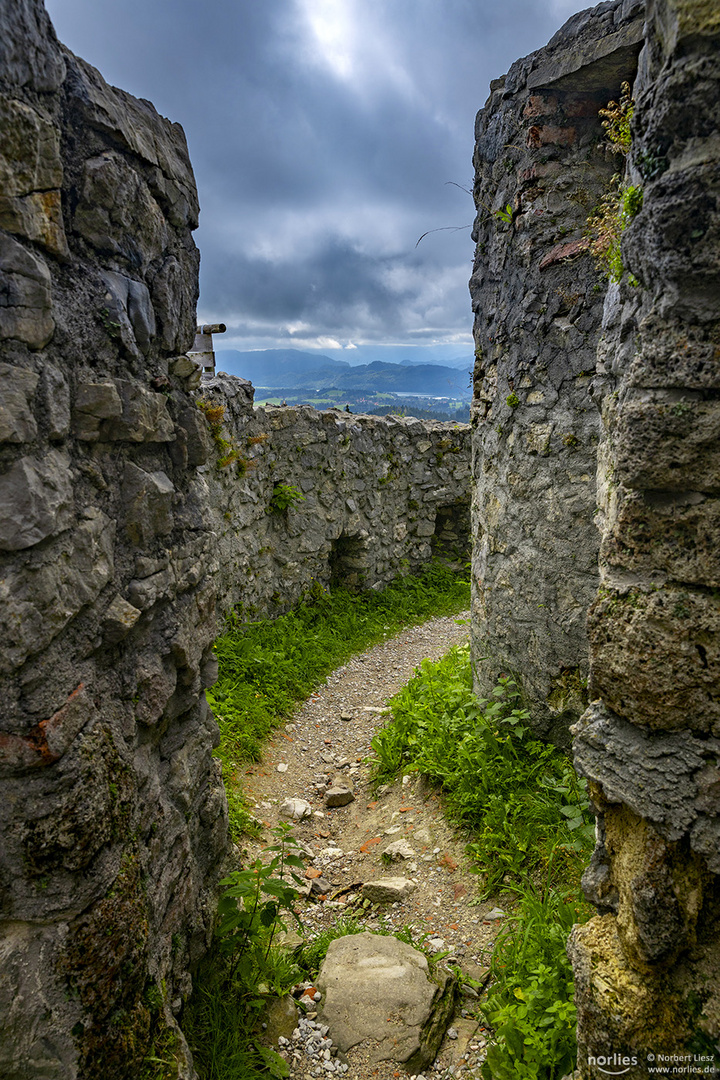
[369,647,594,895]
[598,80,634,155]
[480,880,590,1080]
[587,81,643,282]
[196,400,252,473]
[495,203,514,225]
[183,825,305,1080]
[268,483,306,515]
[506,392,520,409]
[216,823,304,979]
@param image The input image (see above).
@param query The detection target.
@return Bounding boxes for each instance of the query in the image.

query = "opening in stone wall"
[431,500,471,565]
[329,533,369,589]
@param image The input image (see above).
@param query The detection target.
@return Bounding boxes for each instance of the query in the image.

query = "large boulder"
[317,931,457,1072]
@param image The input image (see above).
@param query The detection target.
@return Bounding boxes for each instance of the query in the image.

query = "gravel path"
[237,612,505,1080]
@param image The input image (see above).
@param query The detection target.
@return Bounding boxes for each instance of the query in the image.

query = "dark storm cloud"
[44,0,583,354]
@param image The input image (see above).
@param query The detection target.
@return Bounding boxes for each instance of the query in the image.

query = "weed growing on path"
[210,562,469,839]
[370,645,593,894]
[481,880,588,1080]
[184,824,305,1080]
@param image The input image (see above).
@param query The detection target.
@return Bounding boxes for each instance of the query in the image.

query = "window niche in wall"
[329,532,369,589]
[431,500,471,565]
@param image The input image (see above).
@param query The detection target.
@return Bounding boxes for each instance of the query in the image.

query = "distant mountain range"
[215,349,472,398]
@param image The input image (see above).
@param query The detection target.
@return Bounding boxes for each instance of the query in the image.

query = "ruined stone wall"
[197,373,471,621]
[469,0,644,744]
[0,4,228,1077]
[569,0,720,1071]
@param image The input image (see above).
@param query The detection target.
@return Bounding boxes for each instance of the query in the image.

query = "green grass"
[209,562,470,839]
[370,645,594,896]
[480,881,588,1080]
[369,645,595,1078]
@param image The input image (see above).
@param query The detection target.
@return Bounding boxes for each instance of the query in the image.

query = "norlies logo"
[589,1053,638,1075]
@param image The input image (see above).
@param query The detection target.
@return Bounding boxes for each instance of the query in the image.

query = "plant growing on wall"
[587,81,643,283]
[268,483,306,515]
[196,399,252,474]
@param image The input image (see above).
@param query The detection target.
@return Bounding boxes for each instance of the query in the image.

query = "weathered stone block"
[73,380,122,440]
[101,379,174,443]
[588,587,720,732]
[0,232,54,348]
[39,361,70,440]
[613,395,720,492]
[74,152,167,269]
[102,271,156,353]
[0,508,115,674]
[122,463,174,546]
[0,363,38,443]
[102,596,142,644]
[0,450,73,551]
[601,488,720,586]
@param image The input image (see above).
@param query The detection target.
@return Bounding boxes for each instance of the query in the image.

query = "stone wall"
[469,0,644,744]
[198,373,471,621]
[0,4,228,1077]
[569,0,720,1071]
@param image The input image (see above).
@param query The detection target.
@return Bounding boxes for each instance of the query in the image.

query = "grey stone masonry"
[568,0,720,1072]
[197,372,471,621]
[0,3,226,1078]
[469,0,644,744]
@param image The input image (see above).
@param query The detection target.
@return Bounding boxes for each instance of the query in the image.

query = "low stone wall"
[195,372,471,621]
[0,4,227,1077]
[468,0,644,744]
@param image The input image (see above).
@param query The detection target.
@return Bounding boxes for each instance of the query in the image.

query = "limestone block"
[175,405,211,466]
[0,363,38,443]
[279,798,312,820]
[318,932,456,1070]
[102,596,142,644]
[601,488,720,586]
[573,702,720,857]
[0,233,54,348]
[73,151,167,268]
[73,380,122,441]
[588,587,720,732]
[102,271,156,353]
[568,915,685,1075]
[122,463,174,546]
[613,396,720,492]
[101,379,174,443]
[38,361,70,440]
[0,450,73,551]
[0,508,115,674]
[133,652,178,726]
[70,52,199,227]
[0,0,66,92]
[127,568,175,610]
[360,877,417,903]
[602,805,708,971]
[0,94,63,193]
[0,90,69,248]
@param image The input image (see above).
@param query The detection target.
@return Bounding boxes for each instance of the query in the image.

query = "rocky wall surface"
[195,372,471,621]
[569,0,720,1072]
[469,0,644,744]
[0,4,228,1077]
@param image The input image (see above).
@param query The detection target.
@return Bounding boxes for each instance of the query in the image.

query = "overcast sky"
[45,0,584,361]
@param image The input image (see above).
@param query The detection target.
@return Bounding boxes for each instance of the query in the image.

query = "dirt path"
[239,613,504,1079]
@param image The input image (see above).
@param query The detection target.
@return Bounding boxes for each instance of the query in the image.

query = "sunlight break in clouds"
[298,0,358,80]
